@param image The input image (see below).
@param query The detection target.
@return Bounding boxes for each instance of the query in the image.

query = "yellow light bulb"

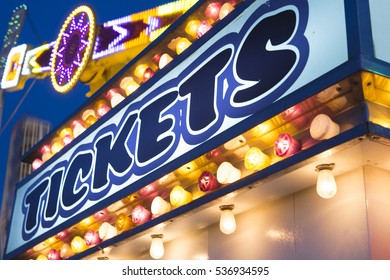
[60,243,74,259]
[176,37,192,55]
[36,254,48,260]
[71,236,88,254]
[115,213,133,231]
[78,216,96,229]
[219,2,234,20]
[185,20,200,38]
[170,186,192,207]
[120,76,140,96]
[134,64,149,80]
[59,127,73,139]
[84,114,98,128]
[51,137,64,154]
[244,147,271,171]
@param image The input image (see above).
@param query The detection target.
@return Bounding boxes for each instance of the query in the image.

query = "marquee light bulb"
[170,185,192,207]
[151,196,172,216]
[78,216,96,229]
[219,2,235,20]
[41,150,53,162]
[134,64,149,80]
[216,162,241,184]
[198,171,220,192]
[185,20,200,38]
[50,137,64,155]
[274,133,301,157]
[56,229,70,240]
[62,134,74,145]
[71,119,86,138]
[84,230,102,246]
[219,204,236,235]
[82,109,96,120]
[143,67,155,82]
[139,182,159,199]
[36,254,48,260]
[59,127,73,139]
[82,108,98,128]
[158,53,173,69]
[94,99,111,118]
[99,222,118,241]
[119,76,140,96]
[205,2,222,21]
[176,37,192,55]
[71,236,88,254]
[315,163,337,199]
[224,134,249,158]
[40,144,51,154]
[47,249,61,260]
[60,243,74,259]
[150,234,164,259]
[280,104,310,129]
[196,21,212,38]
[131,205,152,224]
[310,114,340,140]
[177,160,202,182]
[94,208,109,222]
[106,88,125,108]
[244,147,271,171]
[115,213,133,231]
[41,144,52,162]
[152,53,163,66]
[32,158,43,171]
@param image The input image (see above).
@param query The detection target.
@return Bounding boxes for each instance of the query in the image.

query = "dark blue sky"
[0,0,174,211]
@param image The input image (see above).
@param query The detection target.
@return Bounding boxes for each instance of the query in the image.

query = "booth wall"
[133,165,390,260]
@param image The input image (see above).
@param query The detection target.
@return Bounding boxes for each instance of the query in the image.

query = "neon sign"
[1,0,197,93]
[50,6,96,93]
[1,44,28,90]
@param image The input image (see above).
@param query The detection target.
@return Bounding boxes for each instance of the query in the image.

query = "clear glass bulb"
[219,206,236,235]
[150,235,164,259]
[316,168,337,199]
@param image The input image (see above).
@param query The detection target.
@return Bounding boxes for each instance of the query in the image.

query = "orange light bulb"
[71,236,88,254]
[176,37,192,55]
[185,20,200,38]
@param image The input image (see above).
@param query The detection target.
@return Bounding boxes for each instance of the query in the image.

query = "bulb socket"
[219,204,234,211]
[315,163,335,172]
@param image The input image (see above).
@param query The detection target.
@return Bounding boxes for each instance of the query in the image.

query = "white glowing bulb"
[150,234,164,259]
[219,205,236,235]
[310,114,340,140]
[151,196,171,216]
[316,163,337,199]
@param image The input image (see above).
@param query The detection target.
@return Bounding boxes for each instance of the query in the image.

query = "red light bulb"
[198,171,220,192]
[196,21,212,38]
[205,2,222,21]
[131,205,152,224]
[32,158,43,171]
[274,133,301,157]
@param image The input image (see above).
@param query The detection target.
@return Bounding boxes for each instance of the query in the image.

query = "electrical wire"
[0,78,37,137]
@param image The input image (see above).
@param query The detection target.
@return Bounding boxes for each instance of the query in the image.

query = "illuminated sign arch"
[1,1,197,94]
[50,5,96,93]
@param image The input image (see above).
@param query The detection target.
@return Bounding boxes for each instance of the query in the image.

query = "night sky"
[0,0,175,211]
